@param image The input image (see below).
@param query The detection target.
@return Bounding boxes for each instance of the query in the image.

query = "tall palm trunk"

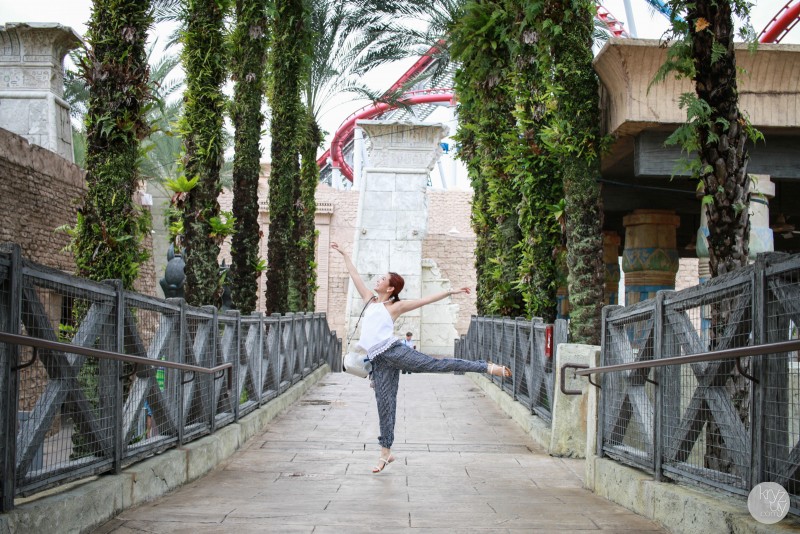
[508,1,562,323]
[549,0,604,344]
[180,0,228,307]
[689,0,750,276]
[76,0,152,290]
[230,0,269,314]
[266,0,309,314]
[295,111,323,311]
[687,0,752,475]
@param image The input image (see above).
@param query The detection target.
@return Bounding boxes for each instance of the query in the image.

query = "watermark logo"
[748,482,790,524]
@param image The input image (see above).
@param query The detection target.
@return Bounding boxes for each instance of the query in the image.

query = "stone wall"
[0,127,156,294]
[0,127,84,271]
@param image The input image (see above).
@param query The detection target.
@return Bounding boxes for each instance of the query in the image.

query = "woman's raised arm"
[389,287,471,319]
[331,242,374,303]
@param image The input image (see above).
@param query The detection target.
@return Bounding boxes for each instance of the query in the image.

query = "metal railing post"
[175,298,187,446]
[598,305,623,458]
[750,255,767,488]
[1,244,22,511]
[231,310,241,422]
[107,280,125,475]
[653,291,669,481]
[206,306,218,434]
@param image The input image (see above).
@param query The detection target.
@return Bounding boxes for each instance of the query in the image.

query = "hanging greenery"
[229,0,270,314]
[295,108,323,311]
[655,0,760,277]
[532,0,606,344]
[450,0,525,317]
[73,0,153,290]
[505,0,563,323]
[179,0,230,307]
[266,0,311,314]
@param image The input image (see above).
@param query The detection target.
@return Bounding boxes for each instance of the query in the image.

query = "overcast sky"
[2,0,797,154]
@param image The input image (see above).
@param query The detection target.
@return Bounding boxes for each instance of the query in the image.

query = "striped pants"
[371,341,488,449]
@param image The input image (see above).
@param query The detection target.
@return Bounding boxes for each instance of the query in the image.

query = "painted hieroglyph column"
[345,120,449,351]
[0,23,83,161]
[622,209,680,306]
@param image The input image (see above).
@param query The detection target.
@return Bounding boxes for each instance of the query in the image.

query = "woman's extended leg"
[378,343,504,375]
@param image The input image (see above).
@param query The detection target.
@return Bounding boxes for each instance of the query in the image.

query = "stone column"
[696,174,774,283]
[622,209,680,306]
[0,23,83,161]
[346,120,448,350]
[602,231,621,305]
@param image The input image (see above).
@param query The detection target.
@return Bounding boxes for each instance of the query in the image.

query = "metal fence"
[598,252,800,516]
[0,244,342,511]
[455,316,568,423]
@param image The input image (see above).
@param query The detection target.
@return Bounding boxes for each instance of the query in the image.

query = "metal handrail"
[561,339,800,394]
[0,331,233,375]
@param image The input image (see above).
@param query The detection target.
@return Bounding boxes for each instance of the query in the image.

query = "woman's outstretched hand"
[451,287,471,296]
[331,242,345,255]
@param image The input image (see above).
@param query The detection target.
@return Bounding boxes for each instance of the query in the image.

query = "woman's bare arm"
[331,242,373,303]
[388,287,471,320]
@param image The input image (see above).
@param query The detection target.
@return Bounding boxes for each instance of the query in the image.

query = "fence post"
[0,244,22,512]
[174,299,187,446]
[206,306,218,434]
[653,290,668,481]
[255,312,264,408]
[598,305,622,458]
[230,310,241,422]
[750,255,767,488]
[106,279,125,475]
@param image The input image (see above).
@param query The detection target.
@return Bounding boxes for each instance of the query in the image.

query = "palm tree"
[179,0,230,307]
[266,0,311,314]
[74,0,153,290]
[544,0,605,345]
[660,0,758,277]
[229,0,270,314]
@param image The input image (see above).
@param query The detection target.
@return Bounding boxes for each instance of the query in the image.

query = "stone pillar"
[747,174,775,260]
[0,23,83,161]
[603,231,621,305]
[622,209,680,306]
[346,120,448,350]
[696,174,774,283]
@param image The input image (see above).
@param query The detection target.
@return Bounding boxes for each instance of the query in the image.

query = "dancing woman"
[331,242,511,473]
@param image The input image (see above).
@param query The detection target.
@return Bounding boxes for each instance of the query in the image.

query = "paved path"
[95,372,665,533]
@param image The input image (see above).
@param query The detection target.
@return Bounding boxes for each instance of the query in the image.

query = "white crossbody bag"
[342,296,375,378]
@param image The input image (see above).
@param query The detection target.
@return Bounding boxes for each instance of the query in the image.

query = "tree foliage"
[229,0,270,314]
[266,0,312,314]
[180,0,230,306]
[540,0,605,344]
[74,0,153,290]
[451,1,526,317]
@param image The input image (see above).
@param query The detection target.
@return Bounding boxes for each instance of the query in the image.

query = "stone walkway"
[95,372,665,533]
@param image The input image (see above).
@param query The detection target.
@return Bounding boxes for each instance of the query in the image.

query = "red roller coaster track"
[321,1,800,182]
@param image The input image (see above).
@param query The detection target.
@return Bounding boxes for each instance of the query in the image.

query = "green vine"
[229,0,270,314]
[72,0,153,290]
[179,0,230,306]
[451,1,525,317]
[266,0,312,314]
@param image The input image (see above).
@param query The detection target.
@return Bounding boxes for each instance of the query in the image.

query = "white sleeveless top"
[356,301,397,358]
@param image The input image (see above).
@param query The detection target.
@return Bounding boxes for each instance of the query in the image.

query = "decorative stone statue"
[159,244,185,299]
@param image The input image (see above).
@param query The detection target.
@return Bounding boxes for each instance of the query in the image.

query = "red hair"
[388,272,404,301]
